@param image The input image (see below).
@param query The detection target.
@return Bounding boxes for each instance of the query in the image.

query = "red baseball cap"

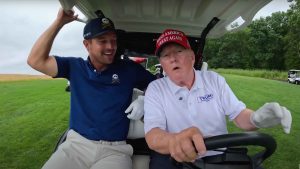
[155,29,191,56]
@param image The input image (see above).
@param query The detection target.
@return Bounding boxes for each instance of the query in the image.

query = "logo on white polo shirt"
[197,94,213,103]
[112,74,120,84]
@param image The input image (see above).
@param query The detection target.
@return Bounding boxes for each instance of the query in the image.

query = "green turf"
[0,79,70,169]
[221,74,300,169]
[0,75,299,169]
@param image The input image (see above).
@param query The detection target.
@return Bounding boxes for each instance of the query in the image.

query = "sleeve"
[216,73,246,121]
[53,56,71,79]
[134,62,156,90]
[144,82,167,134]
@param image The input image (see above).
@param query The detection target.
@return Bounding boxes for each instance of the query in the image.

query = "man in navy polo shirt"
[27,9,155,169]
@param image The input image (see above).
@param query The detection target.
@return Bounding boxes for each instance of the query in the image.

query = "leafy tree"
[204,7,291,70]
[284,0,300,69]
[248,13,287,70]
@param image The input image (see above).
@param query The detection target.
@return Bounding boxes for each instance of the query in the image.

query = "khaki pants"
[42,130,133,169]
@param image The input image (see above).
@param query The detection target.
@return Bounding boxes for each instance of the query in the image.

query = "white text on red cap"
[157,30,184,42]
[157,35,183,47]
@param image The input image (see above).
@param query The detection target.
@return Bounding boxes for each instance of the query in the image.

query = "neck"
[88,57,108,72]
[174,69,195,90]
[94,63,107,72]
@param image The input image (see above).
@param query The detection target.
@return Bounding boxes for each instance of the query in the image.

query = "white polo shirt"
[144,70,246,137]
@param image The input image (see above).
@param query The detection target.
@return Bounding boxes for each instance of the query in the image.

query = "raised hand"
[251,102,292,134]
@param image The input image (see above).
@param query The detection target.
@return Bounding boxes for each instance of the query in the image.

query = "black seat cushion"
[127,138,151,155]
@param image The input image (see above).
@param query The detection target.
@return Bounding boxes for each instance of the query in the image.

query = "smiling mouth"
[104,53,114,58]
[104,52,112,55]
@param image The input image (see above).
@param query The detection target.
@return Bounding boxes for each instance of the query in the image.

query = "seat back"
[127,88,150,169]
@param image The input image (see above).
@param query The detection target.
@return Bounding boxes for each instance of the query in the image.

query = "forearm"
[27,20,62,75]
[145,128,174,154]
[234,108,257,131]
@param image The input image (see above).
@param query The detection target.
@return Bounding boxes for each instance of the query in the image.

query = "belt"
[93,140,126,146]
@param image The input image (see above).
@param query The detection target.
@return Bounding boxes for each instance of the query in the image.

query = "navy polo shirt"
[54,56,156,141]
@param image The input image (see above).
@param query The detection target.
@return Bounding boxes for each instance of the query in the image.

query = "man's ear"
[83,39,90,50]
[188,49,195,61]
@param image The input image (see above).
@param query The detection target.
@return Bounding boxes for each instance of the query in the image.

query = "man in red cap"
[144,29,292,169]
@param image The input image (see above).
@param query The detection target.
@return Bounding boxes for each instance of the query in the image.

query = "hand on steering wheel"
[172,132,276,169]
[168,127,206,162]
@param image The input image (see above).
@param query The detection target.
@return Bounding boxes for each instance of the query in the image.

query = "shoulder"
[113,59,141,69]
[114,58,135,65]
[196,70,227,88]
[197,70,224,81]
[196,70,219,77]
[148,78,168,91]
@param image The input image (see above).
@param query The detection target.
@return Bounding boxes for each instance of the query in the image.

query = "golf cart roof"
[59,0,272,64]
[60,0,271,38]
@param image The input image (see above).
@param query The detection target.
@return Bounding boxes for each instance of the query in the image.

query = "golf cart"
[55,0,278,168]
[288,69,300,85]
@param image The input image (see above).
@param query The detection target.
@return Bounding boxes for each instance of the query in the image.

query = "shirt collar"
[86,56,112,74]
[87,57,96,72]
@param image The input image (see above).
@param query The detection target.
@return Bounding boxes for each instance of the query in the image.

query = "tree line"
[204,0,300,70]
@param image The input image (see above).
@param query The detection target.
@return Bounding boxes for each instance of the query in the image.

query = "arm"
[145,127,173,154]
[233,108,257,131]
[143,82,206,162]
[27,8,77,77]
[145,127,206,162]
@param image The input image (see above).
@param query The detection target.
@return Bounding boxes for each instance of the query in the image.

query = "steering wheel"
[176,132,276,169]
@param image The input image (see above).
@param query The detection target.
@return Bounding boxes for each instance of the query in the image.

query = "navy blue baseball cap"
[83,16,115,39]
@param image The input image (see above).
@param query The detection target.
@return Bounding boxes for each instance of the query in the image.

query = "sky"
[0,0,294,75]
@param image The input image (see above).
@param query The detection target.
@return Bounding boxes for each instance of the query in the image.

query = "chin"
[107,57,115,63]
[169,74,183,81]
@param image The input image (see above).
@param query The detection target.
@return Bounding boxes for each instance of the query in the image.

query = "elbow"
[145,130,170,154]
[147,141,158,151]
[27,54,37,68]
[145,132,163,151]
[27,57,33,67]
[145,134,156,150]
[27,54,46,70]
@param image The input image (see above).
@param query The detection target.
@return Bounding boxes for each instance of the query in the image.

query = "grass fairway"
[222,74,300,169]
[0,78,70,169]
[0,74,299,169]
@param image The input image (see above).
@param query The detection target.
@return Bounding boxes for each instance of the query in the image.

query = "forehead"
[161,43,185,53]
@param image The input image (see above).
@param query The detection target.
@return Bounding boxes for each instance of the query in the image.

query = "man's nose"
[169,52,178,62]
[106,41,115,49]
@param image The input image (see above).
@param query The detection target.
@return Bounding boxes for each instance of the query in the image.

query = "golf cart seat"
[127,88,150,169]
[54,129,277,169]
